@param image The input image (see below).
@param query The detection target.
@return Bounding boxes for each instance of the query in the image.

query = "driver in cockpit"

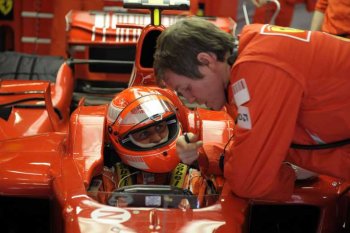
[88,86,216,207]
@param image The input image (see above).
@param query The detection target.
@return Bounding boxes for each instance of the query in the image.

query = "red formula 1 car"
[1,1,350,233]
[3,78,350,233]
[1,74,350,233]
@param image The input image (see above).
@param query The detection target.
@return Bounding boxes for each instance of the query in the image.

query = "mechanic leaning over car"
[89,86,220,206]
[153,17,350,201]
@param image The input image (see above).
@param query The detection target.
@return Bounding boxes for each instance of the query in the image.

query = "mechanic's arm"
[225,62,303,201]
[310,10,325,31]
[310,0,327,31]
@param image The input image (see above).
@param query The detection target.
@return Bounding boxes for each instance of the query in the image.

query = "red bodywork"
[0,62,74,140]
[66,9,235,84]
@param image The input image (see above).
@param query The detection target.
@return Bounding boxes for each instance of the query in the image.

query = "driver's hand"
[176,132,203,165]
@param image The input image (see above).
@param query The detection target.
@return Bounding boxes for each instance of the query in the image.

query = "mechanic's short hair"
[154,16,234,83]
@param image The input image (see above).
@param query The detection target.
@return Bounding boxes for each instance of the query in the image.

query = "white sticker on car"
[91,207,131,224]
[145,196,161,207]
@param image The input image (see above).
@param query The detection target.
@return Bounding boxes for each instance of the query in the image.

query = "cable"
[117,171,140,188]
[291,138,350,150]
[219,131,236,172]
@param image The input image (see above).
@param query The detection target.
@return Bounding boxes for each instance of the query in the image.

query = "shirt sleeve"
[224,61,303,201]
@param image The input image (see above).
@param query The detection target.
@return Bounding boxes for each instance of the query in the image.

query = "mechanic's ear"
[197,52,216,66]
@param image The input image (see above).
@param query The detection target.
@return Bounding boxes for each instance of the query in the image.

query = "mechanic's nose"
[188,96,196,104]
[182,92,196,103]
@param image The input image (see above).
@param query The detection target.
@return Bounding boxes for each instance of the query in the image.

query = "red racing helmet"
[106,86,181,173]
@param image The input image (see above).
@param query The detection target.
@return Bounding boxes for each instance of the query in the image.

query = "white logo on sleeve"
[232,79,250,107]
[237,106,252,129]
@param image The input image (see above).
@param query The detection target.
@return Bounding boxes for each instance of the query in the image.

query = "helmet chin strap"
[129,129,169,148]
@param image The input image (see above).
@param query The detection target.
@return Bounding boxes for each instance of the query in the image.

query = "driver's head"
[106,86,181,173]
[129,120,169,148]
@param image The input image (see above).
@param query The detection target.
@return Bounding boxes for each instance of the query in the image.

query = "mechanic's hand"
[176,132,203,165]
[251,0,269,7]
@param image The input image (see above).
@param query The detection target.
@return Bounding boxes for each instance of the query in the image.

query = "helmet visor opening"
[129,120,169,148]
[120,114,179,151]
